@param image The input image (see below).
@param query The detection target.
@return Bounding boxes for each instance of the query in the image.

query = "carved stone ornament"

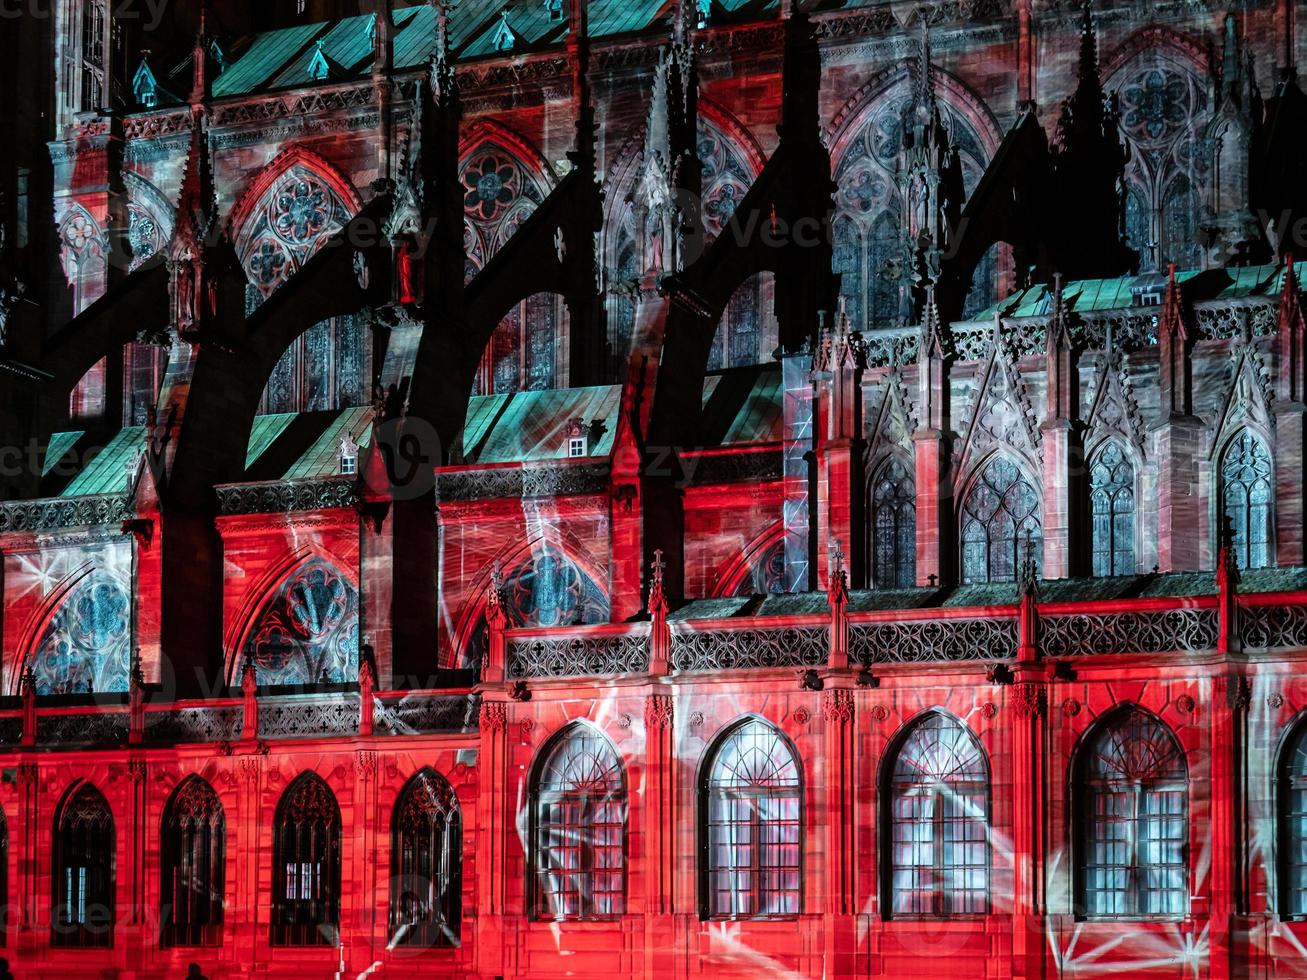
[981,702,997,720]
[1062,698,1082,717]
[871,704,891,723]
[518,717,536,741]
[480,701,508,733]
[645,695,674,731]
[1175,694,1196,714]
[1269,693,1285,709]
[822,689,855,724]
[792,707,812,726]
[1011,683,1047,719]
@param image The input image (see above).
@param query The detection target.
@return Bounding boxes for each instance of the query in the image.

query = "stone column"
[643,694,675,977]
[475,700,509,979]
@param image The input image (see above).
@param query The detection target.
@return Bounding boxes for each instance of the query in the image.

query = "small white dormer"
[340,433,359,476]
[566,417,588,458]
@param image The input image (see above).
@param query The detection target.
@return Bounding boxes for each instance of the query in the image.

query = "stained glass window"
[53,783,114,948]
[832,86,995,330]
[960,456,1042,585]
[531,725,626,920]
[472,293,564,395]
[460,142,566,395]
[30,575,131,695]
[885,712,989,917]
[242,559,359,687]
[700,122,774,369]
[391,769,461,946]
[1075,709,1188,919]
[1091,442,1135,577]
[871,458,916,589]
[160,777,225,948]
[701,718,802,920]
[1109,59,1207,271]
[236,164,354,299]
[258,315,367,414]
[1279,723,1307,916]
[124,341,167,425]
[730,538,788,597]
[272,773,341,946]
[1221,430,1272,570]
[707,273,777,371]
[461,550,610,669]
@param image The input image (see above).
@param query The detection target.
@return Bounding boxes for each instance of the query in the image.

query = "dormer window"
[566,417,588,458]
[545,0,563,22]
[492,11,515,52]
[340,434,359,476]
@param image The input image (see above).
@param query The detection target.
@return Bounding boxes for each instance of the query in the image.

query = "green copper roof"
[701,364,784,446]
[468,385,621,463]
[968,264,1286,323]
[282,405,373,480]
[208,0,699,99]
[43,430,85,478]
[61,427,145,497]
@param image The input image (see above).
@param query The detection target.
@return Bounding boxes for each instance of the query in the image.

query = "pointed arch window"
[701,718,802,920]
[391,769,462,945]
[530,724,627,920]
[832,84,996,331]
[271,774,341,946]
[461,141,566,395]
[242,559,360,687]
[1280,720,1307,917]
[1075,709,1188,919]
[960,456,1042,584]
[1221,430,1273,570]
[30,574,131,696]
[53,784,114,948]
[883,712,989,917]
[1090,442,1136,577]
[871,457,916,589]
[707,273,778,371]
[160,777,225,947]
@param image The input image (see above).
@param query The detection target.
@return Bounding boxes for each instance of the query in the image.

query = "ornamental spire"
[648,548,668,615]
[567,0,595,175]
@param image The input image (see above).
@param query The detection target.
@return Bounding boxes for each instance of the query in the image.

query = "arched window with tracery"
[871,457,916,589]
[1074,708,1188,919]
[160,777,225,948]
[700,718,802,920]
[241,559,359,687]
[53,783,114,948]
[461,548,609,669]
[728,536,788,597]
[530,724,627,920]
[232,158,366,413]
[883,712,989,917]
[271,773,341,946]
[1279,720,1307,917]
[391,768,461,946]
[699,116,775,368]
[30,574,131,695]
[1220,430,1272,570]
[461,139,566,394]
[833,81,999,330]
[960,456,1042,585]
[1108,51,1208,270]
[1090,442,1136,577]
